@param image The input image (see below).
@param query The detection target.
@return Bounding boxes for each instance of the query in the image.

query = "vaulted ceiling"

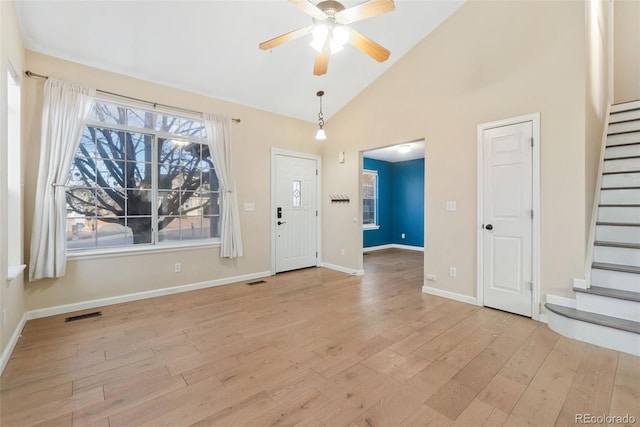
[16,0,464,123]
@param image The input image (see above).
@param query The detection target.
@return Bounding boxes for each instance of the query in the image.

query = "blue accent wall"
[363,157,424,248]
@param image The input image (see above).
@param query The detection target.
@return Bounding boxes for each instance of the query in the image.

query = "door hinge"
[316,169,318,176]
[530,209,534,219]
[530,137,534,147]
[316,210,318,217]
[527,281,533,291]
[316,251,318,258]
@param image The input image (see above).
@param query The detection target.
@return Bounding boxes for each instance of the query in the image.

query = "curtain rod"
[24,70,241,124]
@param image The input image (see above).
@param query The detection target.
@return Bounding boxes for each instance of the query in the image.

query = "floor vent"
[65,311,102,322]
[247,280,267,286]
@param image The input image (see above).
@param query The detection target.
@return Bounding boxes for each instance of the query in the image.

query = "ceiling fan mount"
[259,0,395,76]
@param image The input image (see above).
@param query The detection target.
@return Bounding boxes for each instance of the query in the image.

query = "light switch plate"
[244,202,255,211]
[446,201,457,211]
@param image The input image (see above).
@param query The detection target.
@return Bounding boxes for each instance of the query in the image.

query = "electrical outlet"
[401,233,406,239]
[340,249,345,256]
[175,263,182,273]
[449,267,457,277]
[425,274,436,281]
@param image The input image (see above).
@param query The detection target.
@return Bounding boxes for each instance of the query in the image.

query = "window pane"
[95,219,132,247]
[293,180,301,207]
[67,216,97,249]
[126,108,155,129]
[95,159,125,189]
[125,162,151,189]
[67,188,97,216]
[158,216,181,241]
[203,215,220,238]
[126,190,152,216]
[95,128,125,160]
[123,217,152,245]
[181,216,203,241]
[90,103,126,125]
[77,127,97,159]
[96,187,125,217]
[126,132,152,163]
[363,170,377,226]
[201,192,219,215]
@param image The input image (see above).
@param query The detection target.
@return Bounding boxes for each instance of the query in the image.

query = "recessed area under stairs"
[546,99,640,356]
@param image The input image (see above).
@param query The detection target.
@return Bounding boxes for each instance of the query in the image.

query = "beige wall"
[0,0,26,356]
[614,0,640,103]
[585,0,611,244]
[323,1,588,304]
[23,51,320,310]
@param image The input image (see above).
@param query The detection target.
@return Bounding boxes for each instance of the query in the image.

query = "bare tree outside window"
[65,102,219,250]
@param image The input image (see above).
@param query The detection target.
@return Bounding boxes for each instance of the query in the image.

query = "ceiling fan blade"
[349,30,390,62]
[259,25,314,50]
[335,0,395,24]
[314,50,330,76]
[289,0,328,20]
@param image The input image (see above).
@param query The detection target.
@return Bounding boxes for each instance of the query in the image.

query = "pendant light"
[316,90,326,140]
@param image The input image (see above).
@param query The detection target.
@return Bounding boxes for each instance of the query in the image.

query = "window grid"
[363,169,378,227]
[66,100,219,252]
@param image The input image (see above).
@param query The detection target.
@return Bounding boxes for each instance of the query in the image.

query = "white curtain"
[29,78,95,281]
[203,114,244,258]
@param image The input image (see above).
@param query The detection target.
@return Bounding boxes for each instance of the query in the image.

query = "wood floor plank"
[0,249,636,427]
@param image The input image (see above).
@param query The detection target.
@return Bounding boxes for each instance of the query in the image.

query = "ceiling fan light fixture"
[310,24,329,52]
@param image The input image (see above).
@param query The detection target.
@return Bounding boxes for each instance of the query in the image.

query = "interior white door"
[275,154,318,273]
[482,121,533,317]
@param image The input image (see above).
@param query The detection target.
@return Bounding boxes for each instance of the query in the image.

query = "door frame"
[271,148,322,275]
[476,113,541,320]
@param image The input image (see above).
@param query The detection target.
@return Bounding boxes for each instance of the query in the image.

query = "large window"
[362,169,378,228]
[66,100,219,251]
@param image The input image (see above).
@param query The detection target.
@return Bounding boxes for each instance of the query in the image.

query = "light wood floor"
[1,249,638,426]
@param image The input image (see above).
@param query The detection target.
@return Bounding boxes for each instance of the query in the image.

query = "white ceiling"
[15,0,464,123]
[364,139,424,163]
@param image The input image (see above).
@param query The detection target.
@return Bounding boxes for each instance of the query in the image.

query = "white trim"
[538,313,549,324]
[0,313,27,376]
[477,113,541,320]
[67,240,220,261]
[26,271,271,320]
[320,262,364,276]
[584,103,612,287]
[7,264,26,282]
[545,293,577,309]
[271,149,322,275]
[363,225,380,230]
[608,0,614,105]
[421,285,478,305]
[363,244,424,252]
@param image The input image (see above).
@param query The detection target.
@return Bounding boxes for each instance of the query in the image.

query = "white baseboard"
[0,312,27,376]
[421,285,478,305]
[26,271,272,320]
[364,244,424,253]
[321,262,364,276]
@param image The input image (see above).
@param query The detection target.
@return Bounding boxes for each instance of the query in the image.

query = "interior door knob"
[485,224,493,230]
[277,221,286,225]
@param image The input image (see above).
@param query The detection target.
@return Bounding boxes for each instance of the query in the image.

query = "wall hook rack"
[330,195,350,204]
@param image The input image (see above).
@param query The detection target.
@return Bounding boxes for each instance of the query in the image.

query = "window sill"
[363,225,380,231]
[67,239,221,261]
[8,264,26,282]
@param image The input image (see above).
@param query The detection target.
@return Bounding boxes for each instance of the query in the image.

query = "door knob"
[277,221,286,225]
[485,224,493,230]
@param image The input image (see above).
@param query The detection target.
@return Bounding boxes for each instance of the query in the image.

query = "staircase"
[546,99,640,356]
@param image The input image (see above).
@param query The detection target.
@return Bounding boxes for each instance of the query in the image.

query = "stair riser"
[576,292,640,322]
[602,172,640,188]
[598,206,640,223]
[610,110,640,123]
[609,120,640,134]
[593,245,640,267]
[603,158,640,173]
[607,131,640,146]
[599,188,640,204]
[590,268,640,292]
[606,144,640,159]
[596,225,640,244]
[611,101,640,113]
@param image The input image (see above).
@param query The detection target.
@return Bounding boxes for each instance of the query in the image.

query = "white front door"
[482,121,533,317]
[274,153,318,273]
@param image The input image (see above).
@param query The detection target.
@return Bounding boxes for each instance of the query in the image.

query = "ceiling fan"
[259,0,395,76]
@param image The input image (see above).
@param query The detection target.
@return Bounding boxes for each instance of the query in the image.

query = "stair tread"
[592,262,640,274]
[595,240,640,249]
[609,117,640,125]
[545,303,640,333]
[604,155,640,160]
[599,204,640,207]
[608,129,640,136]
[601,186,640,190]
[607,141,640,148]
[602,170,640,175]
[596,221,640,227]
[574,286,640,302]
